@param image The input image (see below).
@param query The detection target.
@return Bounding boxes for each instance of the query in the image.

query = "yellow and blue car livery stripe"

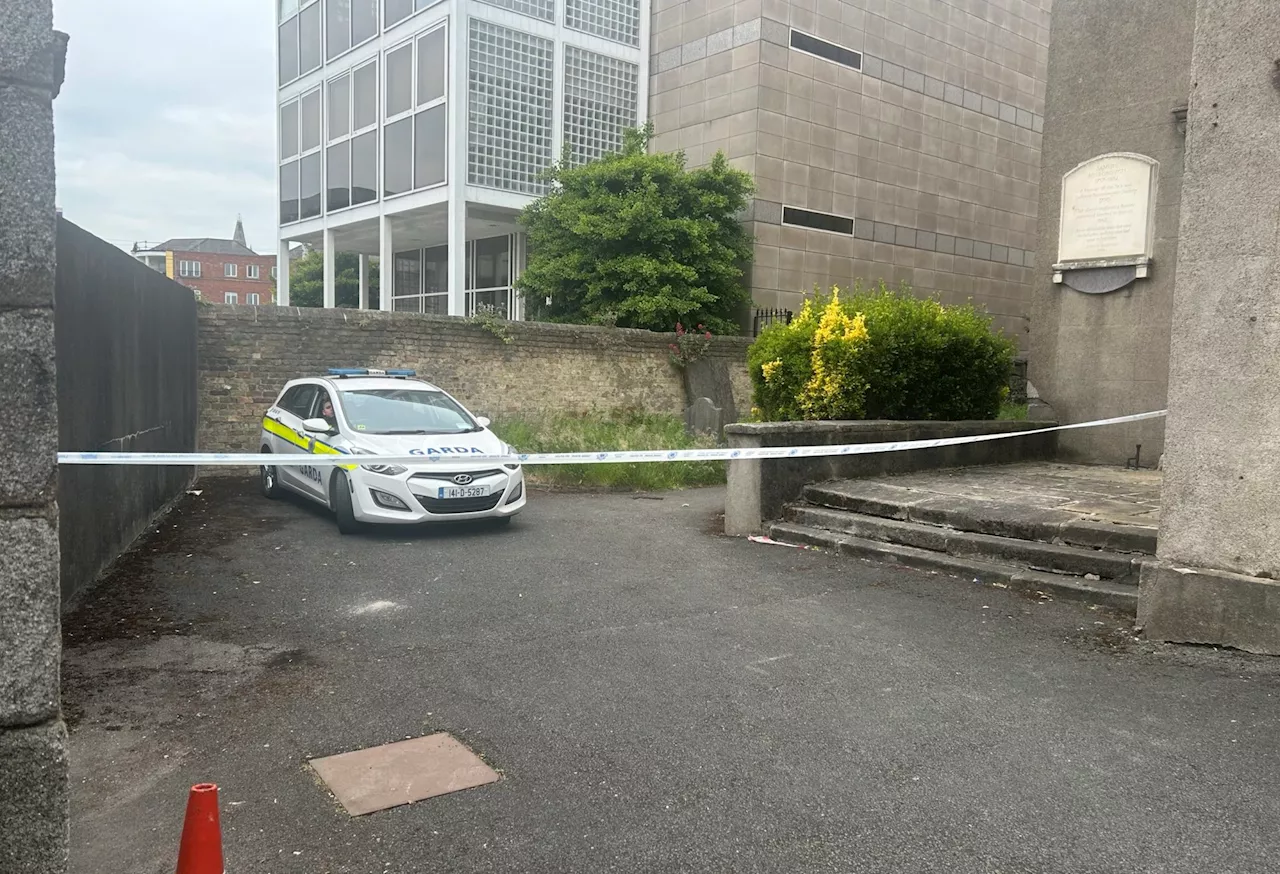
[262,417,357,470]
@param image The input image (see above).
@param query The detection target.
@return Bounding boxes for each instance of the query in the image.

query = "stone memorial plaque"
[1057,153,1158,266]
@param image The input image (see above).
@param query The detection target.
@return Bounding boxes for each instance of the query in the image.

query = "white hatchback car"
[259,368,525,533]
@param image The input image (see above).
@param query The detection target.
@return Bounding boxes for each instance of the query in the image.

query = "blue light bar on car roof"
[327,367,417,377]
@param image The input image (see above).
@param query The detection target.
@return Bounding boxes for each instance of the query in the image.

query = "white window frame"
[325,0,380,65]
[325,58,380,215]
[382,21,448,201]
[281,85,324,224]
[247,292,262,305]
[385,0,445,31]
[271,265,279,280]
[279,0,322,86]
[464,234,525,319]
[247,264,261,280]
[225,263,238,278]
[391,246,450,314]
[225,292,239,305]
[179,259,203,278]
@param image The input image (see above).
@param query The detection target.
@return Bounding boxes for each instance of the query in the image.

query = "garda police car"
[259,368,525,533]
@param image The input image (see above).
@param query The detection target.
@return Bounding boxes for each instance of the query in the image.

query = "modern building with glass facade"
[278,0,1050,341]
[274,0,649,315]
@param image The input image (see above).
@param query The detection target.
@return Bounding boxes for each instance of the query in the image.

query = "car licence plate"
[437,485,490,499]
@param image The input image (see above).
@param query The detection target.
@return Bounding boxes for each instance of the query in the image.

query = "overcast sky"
[53,1,280,254]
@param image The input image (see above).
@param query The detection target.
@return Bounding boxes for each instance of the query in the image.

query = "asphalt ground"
[63,476,1280,873]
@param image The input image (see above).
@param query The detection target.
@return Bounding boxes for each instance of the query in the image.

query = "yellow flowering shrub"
[747,280,1016,422]
[798,289,871,420]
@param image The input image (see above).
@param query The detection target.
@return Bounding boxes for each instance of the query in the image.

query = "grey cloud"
[53,0,279,252]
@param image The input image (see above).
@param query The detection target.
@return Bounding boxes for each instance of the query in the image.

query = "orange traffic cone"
[175,783,224,874]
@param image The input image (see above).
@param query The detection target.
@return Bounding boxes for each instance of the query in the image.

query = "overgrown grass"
[492,412,726,490]
[997,402,1029,421]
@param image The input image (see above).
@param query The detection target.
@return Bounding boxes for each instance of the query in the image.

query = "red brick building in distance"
[133,219,278,305]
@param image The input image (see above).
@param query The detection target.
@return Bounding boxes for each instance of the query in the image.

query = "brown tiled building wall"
[648,0,1051,342]
[197,306,752,454]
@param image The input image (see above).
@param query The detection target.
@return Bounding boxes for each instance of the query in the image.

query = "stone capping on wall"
[723,419,1058,535]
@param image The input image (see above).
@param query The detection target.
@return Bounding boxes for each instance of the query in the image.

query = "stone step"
[802,480,1158,555]
[786,504,1141,582]
[769,522,1138,616]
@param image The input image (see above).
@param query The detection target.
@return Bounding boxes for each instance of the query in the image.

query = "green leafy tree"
[289,250,380,308]
[517,123,754,334]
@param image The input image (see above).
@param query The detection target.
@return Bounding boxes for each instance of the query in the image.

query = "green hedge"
[748,282,1016,422]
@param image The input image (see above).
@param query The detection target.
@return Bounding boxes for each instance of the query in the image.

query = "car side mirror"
[302,418,333,434]
[475,416,491,428]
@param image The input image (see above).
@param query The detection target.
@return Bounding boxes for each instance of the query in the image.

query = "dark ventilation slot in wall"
[782,206,855,235]
[789,30,863,71]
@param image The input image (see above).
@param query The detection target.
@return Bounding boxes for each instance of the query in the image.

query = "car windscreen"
[338,389,477,435]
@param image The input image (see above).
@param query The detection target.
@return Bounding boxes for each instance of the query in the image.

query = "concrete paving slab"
[310,733,498,816]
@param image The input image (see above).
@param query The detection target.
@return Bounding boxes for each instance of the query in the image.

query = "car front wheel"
[331,470,362,535]
[260,447,282,499]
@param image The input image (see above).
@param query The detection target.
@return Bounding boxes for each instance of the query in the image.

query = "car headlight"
[352,448,407,476]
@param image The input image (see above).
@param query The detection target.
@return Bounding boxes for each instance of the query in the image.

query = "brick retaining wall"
[198,305,753,453]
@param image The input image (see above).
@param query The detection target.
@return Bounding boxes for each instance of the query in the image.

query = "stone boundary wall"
[723,420,1058,535]
[198,306,753,455]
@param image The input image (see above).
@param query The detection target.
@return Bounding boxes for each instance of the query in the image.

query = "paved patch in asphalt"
[64,477,1280,873]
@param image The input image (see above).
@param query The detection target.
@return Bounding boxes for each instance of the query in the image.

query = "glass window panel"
[386,44,413,117]
[385,0,412,27]
[327,75,349,141]
[384,117,412,196]
[280,160,300,224]
[351,0,377,44]
[562,46,639,165]
[326,0,351,60]
[422,294,448,315]
[299,89,322,152]
[415,0,440,9]
[280,101,299,159]
[466,20,554,194]
[351,130,378,205]
[278,18,299,84]
[471,236,509,290]
[280,0,301,18]
[413,105,446,188]
[353,61,377,129]
[565,0,640,46]
[423,246,448,294]
[475,0,554,23]
[299,2,322,73]
[327,141,351,211]
[394,250,421,298]
[300,152,323,219]
[417,27,446,105]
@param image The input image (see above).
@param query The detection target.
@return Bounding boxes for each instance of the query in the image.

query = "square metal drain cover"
[309,732,499,816]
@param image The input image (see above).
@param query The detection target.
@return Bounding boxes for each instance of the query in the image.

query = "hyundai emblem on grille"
[453,474,473,485]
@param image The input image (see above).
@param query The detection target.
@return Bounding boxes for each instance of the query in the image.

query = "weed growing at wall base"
[493,412,725,490]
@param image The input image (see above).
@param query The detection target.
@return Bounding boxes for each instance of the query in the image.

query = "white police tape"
[56,410,1166,467]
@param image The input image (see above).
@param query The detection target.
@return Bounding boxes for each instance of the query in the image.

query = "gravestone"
[684,397,723,437]
[681,359,738,428]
